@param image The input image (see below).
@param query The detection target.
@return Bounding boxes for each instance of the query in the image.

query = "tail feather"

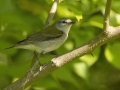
[4,40,26,50]
[4,46,15,50]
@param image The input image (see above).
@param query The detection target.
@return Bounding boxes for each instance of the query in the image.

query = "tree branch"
[4,0,118,90]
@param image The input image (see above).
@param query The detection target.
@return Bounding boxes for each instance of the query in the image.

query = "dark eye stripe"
[62,21,67,23]
[59,20,67,24]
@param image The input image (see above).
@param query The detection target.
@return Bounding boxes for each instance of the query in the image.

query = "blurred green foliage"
[0,0,120,90]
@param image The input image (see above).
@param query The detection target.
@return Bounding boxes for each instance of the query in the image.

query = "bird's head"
[54,18,75,33]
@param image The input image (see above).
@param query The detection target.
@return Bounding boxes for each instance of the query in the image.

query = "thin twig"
[44,0,60,28]
[103,0,112,30]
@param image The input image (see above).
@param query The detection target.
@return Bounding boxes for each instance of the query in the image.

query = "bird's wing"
[27,25,63,41]
[17,26,63,45]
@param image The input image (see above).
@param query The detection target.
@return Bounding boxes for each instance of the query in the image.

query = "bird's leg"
[41,51,58,58]
[34,51,41,66]
[41,50,45,55]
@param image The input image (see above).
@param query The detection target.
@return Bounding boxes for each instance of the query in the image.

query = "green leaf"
[80,48,100,66]
[0,53,8,65]
[74,14,82,22]
[52,66,80,88]
[73,62,89,81]
[57,5,74,17]
[45,0,53,4]
[105,43,120,69]
[88,15,103,28]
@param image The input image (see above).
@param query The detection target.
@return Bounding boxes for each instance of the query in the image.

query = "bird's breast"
[36,33,68,53]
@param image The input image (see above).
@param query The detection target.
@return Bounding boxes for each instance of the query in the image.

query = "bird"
[6,18,74,57]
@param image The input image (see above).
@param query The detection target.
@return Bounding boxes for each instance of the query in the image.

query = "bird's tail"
[4,46,15,50]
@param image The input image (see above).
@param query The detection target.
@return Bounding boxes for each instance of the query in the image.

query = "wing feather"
[27,26,63,41]
[17,25,63,45]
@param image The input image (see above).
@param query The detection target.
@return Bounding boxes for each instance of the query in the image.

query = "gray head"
[53,18,74,33]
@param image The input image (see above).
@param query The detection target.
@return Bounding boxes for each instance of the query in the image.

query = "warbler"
[6,18,74,54]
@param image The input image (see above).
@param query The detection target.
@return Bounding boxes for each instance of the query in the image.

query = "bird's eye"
[62,21,67,23]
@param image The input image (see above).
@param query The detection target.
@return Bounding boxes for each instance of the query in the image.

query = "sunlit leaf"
[74,14,82,22]
[105,43,120,69]
[57,5,74,17]
[73,62,89,81]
